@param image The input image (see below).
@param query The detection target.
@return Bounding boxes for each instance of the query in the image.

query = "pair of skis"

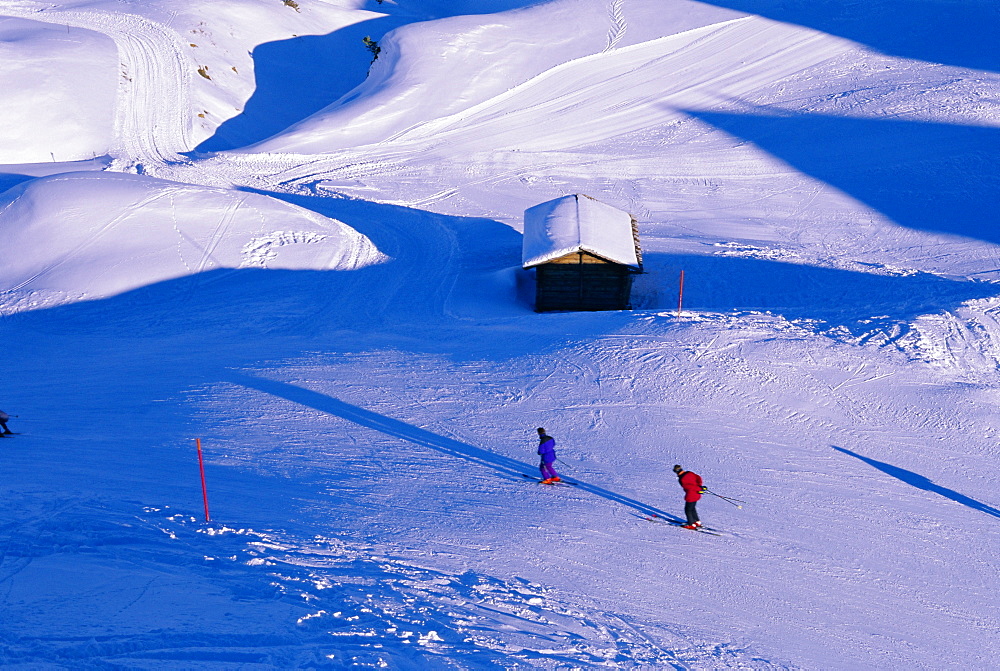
[643,514,722,536]
[520,473,578,486]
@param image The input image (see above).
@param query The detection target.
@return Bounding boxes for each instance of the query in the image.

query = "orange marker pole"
[677,269,685,317]
[196,438,211,522]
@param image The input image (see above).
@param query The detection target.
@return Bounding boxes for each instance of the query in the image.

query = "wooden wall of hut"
[534,253,635,312]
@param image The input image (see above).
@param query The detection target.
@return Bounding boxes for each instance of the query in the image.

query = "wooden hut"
[522,194,642,312]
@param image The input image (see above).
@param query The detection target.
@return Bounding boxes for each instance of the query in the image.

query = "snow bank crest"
[0,172,387,311]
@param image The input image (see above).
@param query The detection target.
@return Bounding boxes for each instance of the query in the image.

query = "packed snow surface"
[1,0,999,668]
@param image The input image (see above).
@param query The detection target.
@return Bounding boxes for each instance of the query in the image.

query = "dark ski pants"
[684,501,700,525]
[539,460,558,480]
[0,420,9,434]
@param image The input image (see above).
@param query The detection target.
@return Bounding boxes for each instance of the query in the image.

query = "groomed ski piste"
[1,0,999,667]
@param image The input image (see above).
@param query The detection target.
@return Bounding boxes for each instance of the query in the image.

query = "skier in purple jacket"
[536,427,560,484]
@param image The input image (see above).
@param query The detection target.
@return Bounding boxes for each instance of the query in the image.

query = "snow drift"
[0,172,385,305]
[0,17,117,163]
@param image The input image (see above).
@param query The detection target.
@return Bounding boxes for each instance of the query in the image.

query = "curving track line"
[384,16,842,149]
[0,1,193,167]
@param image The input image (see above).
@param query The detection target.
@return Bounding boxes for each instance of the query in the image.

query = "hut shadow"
[832,446,1000,520]
[685,111,1000,246]
[228,374,672,518]
[640,252,998,337]
[4,193,606,360]
[698,0,1000,72]
[196,17,402,153]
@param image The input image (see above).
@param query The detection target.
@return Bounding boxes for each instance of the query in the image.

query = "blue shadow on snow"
[700,0,1000,72]
[230,374,674,520]
[833,446,1000,520]
[0,171,33,195]
[196,17,402,152]
[195,0,548,153]
[687,111,1000,246]
[644,252,999,337]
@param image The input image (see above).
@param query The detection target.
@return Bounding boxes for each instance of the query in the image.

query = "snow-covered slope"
[1,0,999,668]
[0,17,116,163]
[245,0,745,153]
[0,172,384,306]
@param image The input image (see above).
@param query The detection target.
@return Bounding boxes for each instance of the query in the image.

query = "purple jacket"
[537,436,556,463]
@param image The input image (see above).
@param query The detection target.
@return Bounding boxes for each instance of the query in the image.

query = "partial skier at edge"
[0,409,14,436]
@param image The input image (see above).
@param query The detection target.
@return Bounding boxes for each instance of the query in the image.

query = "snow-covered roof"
[522,194,640,269]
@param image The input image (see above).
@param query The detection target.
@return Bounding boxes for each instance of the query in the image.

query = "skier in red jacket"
[673,464,704,529]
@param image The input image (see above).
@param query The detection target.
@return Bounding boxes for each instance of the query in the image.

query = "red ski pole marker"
[196,438,211,522]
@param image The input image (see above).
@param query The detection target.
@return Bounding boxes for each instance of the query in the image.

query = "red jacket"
[678,470,703,502]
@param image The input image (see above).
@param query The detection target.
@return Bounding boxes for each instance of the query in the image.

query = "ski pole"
[704,489,746,503]
[704,490,744,508]
[711,493,746,505]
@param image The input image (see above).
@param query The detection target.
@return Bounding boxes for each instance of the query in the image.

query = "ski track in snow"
[0,1,192,166]
[385,17,827,142]
[604,0,627,52]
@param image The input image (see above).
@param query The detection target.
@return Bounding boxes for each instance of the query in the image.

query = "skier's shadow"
[832,446,1000,519]
[231,374,673,519]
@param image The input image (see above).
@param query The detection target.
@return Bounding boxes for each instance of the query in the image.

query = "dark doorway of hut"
[522,194,643,312]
